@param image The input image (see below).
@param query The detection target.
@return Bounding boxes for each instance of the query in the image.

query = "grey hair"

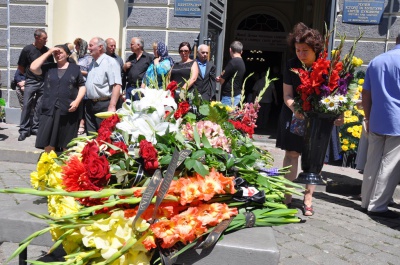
[94,37,106,52]
[198,44,209,52]
[134,37,144,50]
[230,41,243,53]
[34,29,47,38]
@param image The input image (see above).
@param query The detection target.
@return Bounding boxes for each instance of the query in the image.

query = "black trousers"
[85,99,122,134]
[19,79,43,134]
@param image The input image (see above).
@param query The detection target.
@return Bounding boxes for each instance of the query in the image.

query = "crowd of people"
[12,24,400,219]
[14,29,248,152]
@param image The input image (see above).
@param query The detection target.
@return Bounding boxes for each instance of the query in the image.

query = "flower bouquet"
[1,71,303,265]
[292,28,364,116]
[290,28,364,185]
[340,72,365,167]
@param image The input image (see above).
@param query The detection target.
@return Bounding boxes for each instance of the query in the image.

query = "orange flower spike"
[179,178,202,205]
[196,203,221,226]
[172,207,206,244]
[151,219,179,249]
[142,235,157,250]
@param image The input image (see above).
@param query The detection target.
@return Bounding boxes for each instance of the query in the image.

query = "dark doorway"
[241,50,283,137]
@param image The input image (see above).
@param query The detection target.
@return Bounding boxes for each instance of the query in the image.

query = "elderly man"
[85,37,122,133]
[105,38,123,70]
[216,41,246,106]
[360,34,400,219]
[123,37,154,101]
[17,29,53,141]
[193,44,216,101]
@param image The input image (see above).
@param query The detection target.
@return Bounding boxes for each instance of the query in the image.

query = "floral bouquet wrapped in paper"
[1,71,303,265]
[292,28,364,116]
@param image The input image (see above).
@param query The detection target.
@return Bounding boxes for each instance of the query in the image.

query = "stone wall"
[0,0,48,109]
[125,0,201,62]
[335,0,398,68]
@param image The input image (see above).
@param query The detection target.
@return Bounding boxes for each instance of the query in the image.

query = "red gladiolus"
[166,81,178,98]
[174,101,190,119]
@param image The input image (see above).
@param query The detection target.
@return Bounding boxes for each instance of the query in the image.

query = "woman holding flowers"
[276,23,324,216]
[30,44,86,153]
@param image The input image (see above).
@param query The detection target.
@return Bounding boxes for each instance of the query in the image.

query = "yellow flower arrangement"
[352,56,363,67]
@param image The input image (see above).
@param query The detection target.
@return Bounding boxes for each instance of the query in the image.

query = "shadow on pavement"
[314,192,400,230]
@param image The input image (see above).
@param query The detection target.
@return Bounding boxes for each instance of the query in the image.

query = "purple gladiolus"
[337,78,348,95]
[320,84,331,97]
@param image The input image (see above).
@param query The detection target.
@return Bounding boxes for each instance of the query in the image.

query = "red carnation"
[139,140,159,172]
[62,155,102,192]
[174,101,190,119]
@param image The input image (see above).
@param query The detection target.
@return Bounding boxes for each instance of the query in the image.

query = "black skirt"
[275,104,304,153]
[35,107,80,150]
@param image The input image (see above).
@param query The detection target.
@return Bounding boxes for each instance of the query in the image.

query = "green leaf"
[191,150,206,160]
[193,126,201,149]
[226,156,235,169]
[201,134,212,149]
[184,158,196,170]
[159,155,172,165]
[119,160,126,170]
[193,160,209,176]
[199,104,210,116]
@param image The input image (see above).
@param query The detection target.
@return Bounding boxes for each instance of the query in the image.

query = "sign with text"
[234,30,287,50]
[342,0,385,24]
[174,0,201,17]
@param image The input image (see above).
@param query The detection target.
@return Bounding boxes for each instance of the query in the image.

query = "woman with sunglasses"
[169,42,199,99]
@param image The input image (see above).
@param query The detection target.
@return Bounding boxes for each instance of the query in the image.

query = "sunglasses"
[179,50,190,53]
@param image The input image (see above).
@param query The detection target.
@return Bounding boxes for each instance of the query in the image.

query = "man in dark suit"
[193,44,216,101]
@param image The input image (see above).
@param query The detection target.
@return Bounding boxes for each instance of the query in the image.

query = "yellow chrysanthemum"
[347,127,354,133]
[342,139,349,145]
[352,56,363,67]
[353,92,360,100]
[350,143,356,149]
[339,132,342,137]
[344,110,352,118]
[342,145,349,151]
[358,85,363,92]
[358,79,364,85]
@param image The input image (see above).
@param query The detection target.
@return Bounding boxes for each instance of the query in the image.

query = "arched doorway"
[234,13,286,136]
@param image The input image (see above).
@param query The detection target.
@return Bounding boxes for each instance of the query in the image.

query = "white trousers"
[361,133,400,212]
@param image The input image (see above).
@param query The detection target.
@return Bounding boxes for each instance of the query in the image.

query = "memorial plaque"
[342,0,385,24]
[174,0,201,17]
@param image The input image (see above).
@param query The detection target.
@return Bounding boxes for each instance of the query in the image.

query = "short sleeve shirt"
[125,51,154,87]
[85,54,122,99]
[18,44,54,81]
[220,57,246,97]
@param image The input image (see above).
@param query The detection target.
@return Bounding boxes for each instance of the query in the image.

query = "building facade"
[0,0,398,123]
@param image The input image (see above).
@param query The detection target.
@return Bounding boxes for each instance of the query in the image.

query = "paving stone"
[344,241,380,255]
[318,243,354,258]
[279,256,318,265]
[308,253,351,265]
[281,241,321,258]
[371,252,400,264]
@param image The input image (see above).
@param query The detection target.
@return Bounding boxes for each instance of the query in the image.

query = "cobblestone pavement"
[1,128,400,264]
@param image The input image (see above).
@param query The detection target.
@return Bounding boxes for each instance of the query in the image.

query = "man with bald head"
[193,44,216,101]
[85,37,122,133]
[105,38,123,70]
[123,37,153,101]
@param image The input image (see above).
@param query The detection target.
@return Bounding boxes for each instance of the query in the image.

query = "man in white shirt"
[85,37,122,133]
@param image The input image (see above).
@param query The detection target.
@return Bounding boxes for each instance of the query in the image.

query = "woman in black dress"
[169,42,199,99]
[30,44,86,153]
[276,23,323,216]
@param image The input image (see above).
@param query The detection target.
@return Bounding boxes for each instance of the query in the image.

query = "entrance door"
[199,0,228,100]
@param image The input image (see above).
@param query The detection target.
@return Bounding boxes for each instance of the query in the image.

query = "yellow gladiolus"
[31,151,62,190]
[331,49,338,56]
[352,56,363,67]
[358,85,363,92]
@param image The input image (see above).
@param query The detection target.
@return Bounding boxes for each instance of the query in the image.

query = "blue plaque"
[342,0,385,24]
[174,0,201,17]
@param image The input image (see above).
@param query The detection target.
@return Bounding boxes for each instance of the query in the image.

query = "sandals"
[302,203,314,216]
[77,126,85,135]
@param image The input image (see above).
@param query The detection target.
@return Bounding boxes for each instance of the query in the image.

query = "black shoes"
[18,133,29,141]
[31,129,38,135]
[367,210,400,219]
